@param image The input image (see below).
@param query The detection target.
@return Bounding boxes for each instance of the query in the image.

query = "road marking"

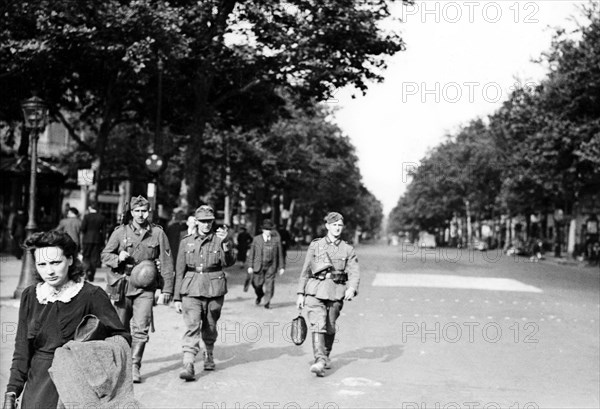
[338,390,365,396]
[372,273,543,293]
[341,377,382,387]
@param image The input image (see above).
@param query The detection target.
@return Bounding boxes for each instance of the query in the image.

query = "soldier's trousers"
[182,295,224,355]
[115,290,154,343]
[304,295,343,334]
[252,263,277,304]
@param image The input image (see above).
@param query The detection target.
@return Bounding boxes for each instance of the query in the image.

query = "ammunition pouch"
[106,269,126,302]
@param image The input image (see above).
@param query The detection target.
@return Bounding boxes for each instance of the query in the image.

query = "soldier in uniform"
[296,212,359,377]
[174,205,235,381]
[247,219,285,309]
[101,195,174,383]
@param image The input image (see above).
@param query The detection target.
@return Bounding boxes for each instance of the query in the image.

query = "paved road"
[1,245,598,408]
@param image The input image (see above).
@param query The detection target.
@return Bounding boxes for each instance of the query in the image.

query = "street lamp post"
[14,96,48,299]
[145,153,165,216]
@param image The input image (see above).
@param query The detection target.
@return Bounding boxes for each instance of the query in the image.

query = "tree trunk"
[184,71,211,208]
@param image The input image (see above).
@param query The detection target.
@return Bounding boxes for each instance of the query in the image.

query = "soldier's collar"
[129,221,151,234]
[325,236,342,246]
[195,231,213,240]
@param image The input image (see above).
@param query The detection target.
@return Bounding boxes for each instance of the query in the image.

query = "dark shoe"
[264,303,270,309]
[179,363,195,381]
[255,296,262,305]
[203,351,215,371]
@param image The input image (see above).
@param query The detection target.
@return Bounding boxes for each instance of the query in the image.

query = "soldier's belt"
[186,266,222,274]
[312,271,348,283]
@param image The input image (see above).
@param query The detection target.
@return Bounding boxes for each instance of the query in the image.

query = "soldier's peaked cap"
[195,205,215,220]
[130,195,149,209]
[324,212,343,223]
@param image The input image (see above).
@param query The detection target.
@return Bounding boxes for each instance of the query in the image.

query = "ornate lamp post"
[143,56,166,220]
[14,96,48,299]
[145,153,166,215]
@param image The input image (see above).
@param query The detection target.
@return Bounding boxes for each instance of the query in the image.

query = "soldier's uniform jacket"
[101,223,174,297]
[174,232,235,301]
[297,236,360,301]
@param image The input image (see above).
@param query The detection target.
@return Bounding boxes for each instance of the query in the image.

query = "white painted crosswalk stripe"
[372,273,543,293]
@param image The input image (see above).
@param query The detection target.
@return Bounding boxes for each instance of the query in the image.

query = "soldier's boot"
[309,333,327,377]
[132,341,146,383]
[203,345,216,371]
[324,333,336,369]
[179,352,196,381]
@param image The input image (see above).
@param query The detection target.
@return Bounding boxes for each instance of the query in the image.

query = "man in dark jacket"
[56,207,82,251]
[247,219,285,309]
[81,202,106,282]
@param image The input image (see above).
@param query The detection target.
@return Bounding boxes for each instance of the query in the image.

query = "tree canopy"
[389,3,600,234]
[2,0,409,238]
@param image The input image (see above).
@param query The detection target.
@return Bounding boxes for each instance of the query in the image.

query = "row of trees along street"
[1,1,411,239]
[388,3,600,256]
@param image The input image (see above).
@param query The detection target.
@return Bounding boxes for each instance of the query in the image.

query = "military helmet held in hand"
[130,260,158,289]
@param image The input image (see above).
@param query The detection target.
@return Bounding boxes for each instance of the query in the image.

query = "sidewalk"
[0,255,27,307]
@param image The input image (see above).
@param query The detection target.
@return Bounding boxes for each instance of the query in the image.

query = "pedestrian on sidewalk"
[2,230,130,409]
[56,207,82,252]
[235,225,253,268]
[247,219,285,309]
[296,212,360,377]
[101,195,174,383]
[173,205,235,381]
[81,201,106,282]
[8,208,26,259]
[166,211,187,264]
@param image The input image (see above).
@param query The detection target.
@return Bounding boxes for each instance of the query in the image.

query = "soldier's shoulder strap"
[151,223,164,230]
[110,224,126,237]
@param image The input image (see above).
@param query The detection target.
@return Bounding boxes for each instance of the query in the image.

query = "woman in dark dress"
[3,231,130,409]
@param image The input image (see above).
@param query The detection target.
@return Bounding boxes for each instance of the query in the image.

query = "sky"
[332,0,587,216]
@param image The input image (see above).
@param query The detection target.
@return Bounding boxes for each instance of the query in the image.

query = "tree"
[197,102,383,238]
[1,0,410,206]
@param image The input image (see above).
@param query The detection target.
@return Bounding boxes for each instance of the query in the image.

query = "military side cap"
[195,205,215,220]
[324,212,343,223]
[130,195,149,209]
[261,219,275,230]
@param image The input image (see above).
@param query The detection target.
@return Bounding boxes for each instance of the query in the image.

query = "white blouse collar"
[36,279,84,304]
